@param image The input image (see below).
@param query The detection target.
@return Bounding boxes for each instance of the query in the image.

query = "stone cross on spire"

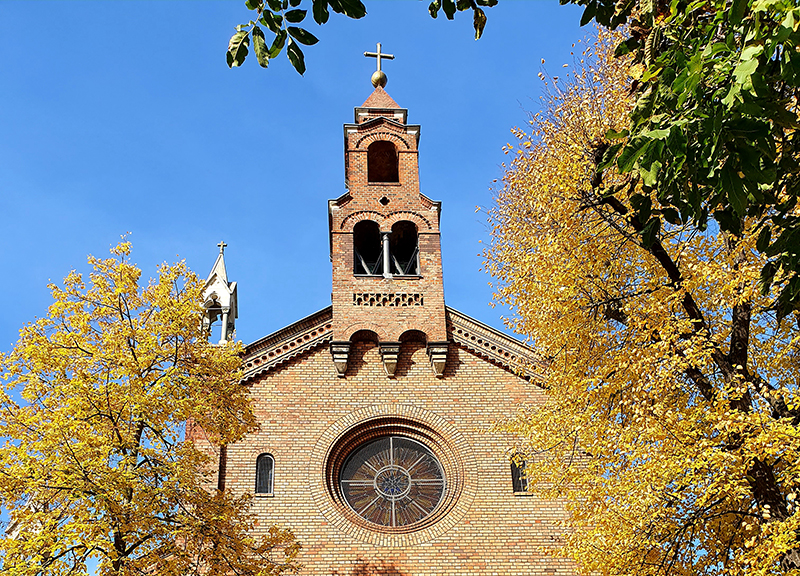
[364,42,394,88]
[217,240,227,254]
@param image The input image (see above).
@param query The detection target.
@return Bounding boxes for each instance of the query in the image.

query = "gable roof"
[242,307,546,384]
[361,86,401,109]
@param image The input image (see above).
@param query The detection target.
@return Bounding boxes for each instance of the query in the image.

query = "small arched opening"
[353,220,382,275]
[367,141,399,183]
[390,221,419,275]
[255,453,274,495]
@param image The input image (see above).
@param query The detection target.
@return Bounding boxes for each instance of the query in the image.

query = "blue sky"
[0,1,587,350]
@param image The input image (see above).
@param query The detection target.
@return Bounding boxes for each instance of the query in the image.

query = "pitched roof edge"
[445,306,548,382]
[242,306,333,382]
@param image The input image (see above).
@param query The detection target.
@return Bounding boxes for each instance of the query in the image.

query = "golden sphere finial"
[364,43,394,89]
[371,70,388,88]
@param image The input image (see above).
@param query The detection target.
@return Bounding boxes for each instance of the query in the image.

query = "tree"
[0,241,299,576]
[485,31,800,575]
[228,0,800,318]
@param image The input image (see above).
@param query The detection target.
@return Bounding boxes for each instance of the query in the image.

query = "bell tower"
[328,45,449,378]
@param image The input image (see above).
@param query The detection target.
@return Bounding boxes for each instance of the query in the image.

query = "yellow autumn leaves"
[0,241,298,576]
[487,31,800,576]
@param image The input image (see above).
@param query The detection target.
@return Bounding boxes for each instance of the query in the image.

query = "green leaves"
[233,0,498,72]
[721,163,748,218]
[269,29,287,58]
[229,0,369,74]
[328,0,366,19]
[575,0,800,315]
[287,26,318,45]
[252,25,270,68]
[312,0,330,24]
[428,0,492,39]
[473,7,487,40]
[286,37,306,75]
[285,8,307,22]
[226,29,250,68]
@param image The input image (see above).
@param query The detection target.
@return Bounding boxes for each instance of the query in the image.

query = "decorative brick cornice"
[242,307,333,383]
[446,306,547,383]
[241,305,547,384]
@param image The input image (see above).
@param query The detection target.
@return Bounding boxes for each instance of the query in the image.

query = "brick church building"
[199,53,575,576]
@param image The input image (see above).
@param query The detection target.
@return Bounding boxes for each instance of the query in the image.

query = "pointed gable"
[361,86,401,109]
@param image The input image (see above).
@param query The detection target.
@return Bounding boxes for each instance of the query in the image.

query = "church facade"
[199,74,575,576]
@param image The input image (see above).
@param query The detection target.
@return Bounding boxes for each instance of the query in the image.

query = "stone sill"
[352,275,422,280]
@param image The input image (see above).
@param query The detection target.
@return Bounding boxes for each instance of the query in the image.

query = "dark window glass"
[367,141,399,183]
[256,453,274,494]
[353,220,382,275]
[511,457,527,493]
[340,436,445,527]
[389,221,419,275]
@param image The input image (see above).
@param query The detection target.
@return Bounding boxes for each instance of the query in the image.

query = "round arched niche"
[310,405,478,547]
[367,140,399,183]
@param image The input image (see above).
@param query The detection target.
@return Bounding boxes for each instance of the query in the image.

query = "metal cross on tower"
[364,42,394,88]
[217,240,227,254]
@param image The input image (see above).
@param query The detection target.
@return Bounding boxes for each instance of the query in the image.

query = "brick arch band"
[310,405,478,547]
[354,131,411,150]
[340,210,432,232]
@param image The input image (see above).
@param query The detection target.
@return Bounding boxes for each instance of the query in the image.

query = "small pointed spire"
[203,242,238,344]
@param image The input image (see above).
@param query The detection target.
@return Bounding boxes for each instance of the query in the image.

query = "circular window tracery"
[340,436,445,528]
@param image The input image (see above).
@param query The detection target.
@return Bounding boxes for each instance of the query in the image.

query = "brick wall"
[223,339,576,576]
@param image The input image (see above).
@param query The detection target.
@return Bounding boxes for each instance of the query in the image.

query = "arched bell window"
[390,221,419,275]
[353,220,382,275]
[255,453,274,495]
[367,141,399,183]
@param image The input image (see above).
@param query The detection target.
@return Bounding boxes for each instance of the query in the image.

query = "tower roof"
[361,86,400,109]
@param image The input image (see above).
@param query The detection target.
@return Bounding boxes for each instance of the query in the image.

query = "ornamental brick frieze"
[242,307,333,383]
[353,129,410,150]
[338,210,433,231]
[353,293,423,307]
[446,306,548,382]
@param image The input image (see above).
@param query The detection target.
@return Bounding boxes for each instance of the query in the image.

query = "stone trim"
[242,307,333,383]
[446,306,548,382]
[310,405,477,547]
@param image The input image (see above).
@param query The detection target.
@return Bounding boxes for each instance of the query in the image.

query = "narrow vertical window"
[353,220,382,275]
[390,221,419,275]
[367,141,399,183]
[256,453,274,495]
[511,457,527,493]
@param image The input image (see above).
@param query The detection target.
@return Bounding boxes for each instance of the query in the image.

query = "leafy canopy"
[226,0,498,73]
[486,31,800,575]
[0,241,299,576]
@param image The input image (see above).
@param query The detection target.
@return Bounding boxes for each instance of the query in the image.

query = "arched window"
[390,221,419,275]
[511,456,527,493]
[354,220,382,275]
[255,453,274,495]
[367,141,399,183]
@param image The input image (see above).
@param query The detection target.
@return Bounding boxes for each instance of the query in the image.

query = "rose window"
[339,436,445,527]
